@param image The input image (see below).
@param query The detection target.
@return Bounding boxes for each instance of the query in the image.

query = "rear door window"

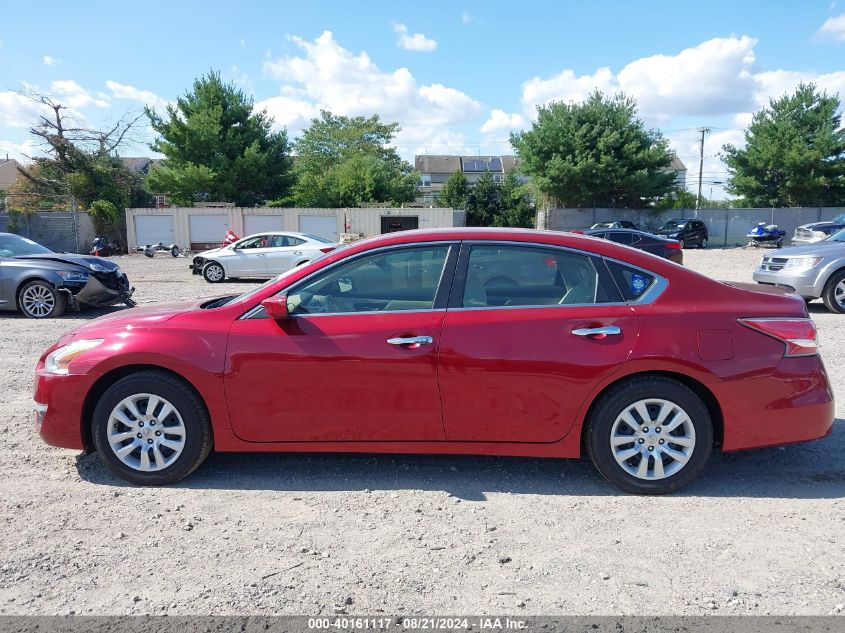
[460,245,612,307]
[605,261,657,301]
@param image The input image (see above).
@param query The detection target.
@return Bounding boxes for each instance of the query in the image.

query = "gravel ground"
[0,247,843,617]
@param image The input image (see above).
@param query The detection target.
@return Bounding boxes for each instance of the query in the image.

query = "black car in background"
[654,218,709,248]
[0,233,134,318]
[584,228,684,265]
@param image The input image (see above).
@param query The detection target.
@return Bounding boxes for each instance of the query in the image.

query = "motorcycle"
[89,236,122,257]
[747,222,786,248]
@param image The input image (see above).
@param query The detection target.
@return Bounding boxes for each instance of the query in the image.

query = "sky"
[2,0,845,198]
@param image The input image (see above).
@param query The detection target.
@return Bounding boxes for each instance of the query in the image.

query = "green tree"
[146,71,293,206]
[291,111,418,207]
[465,169,502,226]
[654,186,700,209]
[511,91,676,208]
[493,173,535,227]
[722,83,845,207]
[437,170,470,209]
[88,199,120,235]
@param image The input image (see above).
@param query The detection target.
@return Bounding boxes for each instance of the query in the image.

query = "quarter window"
[605,261,657,301]
[461,245,607,308]
[285,246,450,315]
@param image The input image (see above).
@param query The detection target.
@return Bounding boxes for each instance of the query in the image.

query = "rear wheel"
[202,261,225,283]
[18,280,66,318]
[699,237,708,249]
[586,376,713,494]
[821,269,845,314]
[91,370,212,485]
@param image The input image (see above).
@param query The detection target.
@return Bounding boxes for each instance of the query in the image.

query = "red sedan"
[34,228,834,494]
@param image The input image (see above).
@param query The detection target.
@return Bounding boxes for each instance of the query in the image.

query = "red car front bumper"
[34,371,92,451]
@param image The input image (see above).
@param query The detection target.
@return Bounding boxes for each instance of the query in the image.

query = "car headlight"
[88,263,109,272]
[57,271,89,282]
[44,339,104,375]
[783,257,823,272]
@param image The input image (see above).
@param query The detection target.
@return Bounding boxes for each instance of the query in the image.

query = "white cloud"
[106,80,168,111]
[0,91,53,127]
[392,22,437,52]
[0,138,42,161]
[262,31,480,150]
[753,69,845,108]
[461,10,473,24]
[51,80,110,109]
[521,36,759,123]
[817,13,845,41]
[480,108,526,134]
[42,55,59,66]
[239,38,246,48]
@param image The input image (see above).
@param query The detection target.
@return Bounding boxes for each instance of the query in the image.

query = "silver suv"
[753,228,845,313]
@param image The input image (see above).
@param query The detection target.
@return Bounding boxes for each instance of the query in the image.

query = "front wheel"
[18,280,66,318]
[699,237,708,249]
[821,269,845,314]
[202,261,225,283]
[586,376,713,494]
[91,370,212,485]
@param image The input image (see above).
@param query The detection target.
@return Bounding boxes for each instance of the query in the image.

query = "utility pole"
[696,127,711,210]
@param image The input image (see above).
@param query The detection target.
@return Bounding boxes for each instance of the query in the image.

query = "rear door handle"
[571,326,621,338]
[387,336,433,347]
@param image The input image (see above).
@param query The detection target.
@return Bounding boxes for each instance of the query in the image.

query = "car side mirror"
[261,295,289,320]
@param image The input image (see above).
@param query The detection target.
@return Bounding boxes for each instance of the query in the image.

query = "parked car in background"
[35,228,832,495]
[753,227,845,313]
[584,229,683,265]
[190,232,338,282]
[654,219,709,248]
[590,221,637,230]
[0,233,134,319]
[790,213,845,247]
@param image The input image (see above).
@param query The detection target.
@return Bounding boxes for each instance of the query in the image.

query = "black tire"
[91,370,212,485]
[18,280,66,318]
[678,239,685,249]
[170,245,180,258]
[586,376,713,495]
[699,237,708,249]
[821,269,845,314]
[202,261,225,283]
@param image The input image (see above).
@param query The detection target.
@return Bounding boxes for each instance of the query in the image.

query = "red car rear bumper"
[716,355,835,451]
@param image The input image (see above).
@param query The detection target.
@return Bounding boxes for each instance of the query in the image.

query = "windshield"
[221,266,305,307]
[0,234,54,257]
[826,228,845,242]
[659,220,686,230]
[303,233,335,244]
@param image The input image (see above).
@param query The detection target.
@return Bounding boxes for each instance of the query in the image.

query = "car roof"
[584,228,661,238]
[337,227,680,271]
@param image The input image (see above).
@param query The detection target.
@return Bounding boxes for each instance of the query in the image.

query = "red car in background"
[34,228,834,494]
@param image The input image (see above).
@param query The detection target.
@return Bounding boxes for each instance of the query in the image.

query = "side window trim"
[447,240,625,311]
[240,241,460,320]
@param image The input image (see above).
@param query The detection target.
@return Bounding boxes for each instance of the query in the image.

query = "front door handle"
[571,325,621,338]
[387,336,433,348]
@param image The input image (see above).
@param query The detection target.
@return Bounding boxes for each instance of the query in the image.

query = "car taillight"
[319,247,336,253]
[738,318,818,357]
[665,241,681,250]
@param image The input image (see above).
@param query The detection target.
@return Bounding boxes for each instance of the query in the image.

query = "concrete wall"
[538,207,845,246]
[126,206,457,249]
[0,211,94,253]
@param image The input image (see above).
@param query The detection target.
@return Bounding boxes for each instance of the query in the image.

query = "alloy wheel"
[204,263,224,282]
[106,393,186,472]
[835,280,845,309]
[609,398,696,480]
[21,284,55,317]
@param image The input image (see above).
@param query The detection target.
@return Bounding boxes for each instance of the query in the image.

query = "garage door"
[189,215,229,250]
[134,215,174,246]
[298,215,338,241]
[244,215,283,236]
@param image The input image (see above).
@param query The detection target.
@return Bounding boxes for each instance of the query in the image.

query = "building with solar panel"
[414,155,521,204]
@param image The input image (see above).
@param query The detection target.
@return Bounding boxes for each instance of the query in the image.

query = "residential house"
[120,156,168,207]
[664,155,687,189]
[0,157,21,209]
[414,155,520,204]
